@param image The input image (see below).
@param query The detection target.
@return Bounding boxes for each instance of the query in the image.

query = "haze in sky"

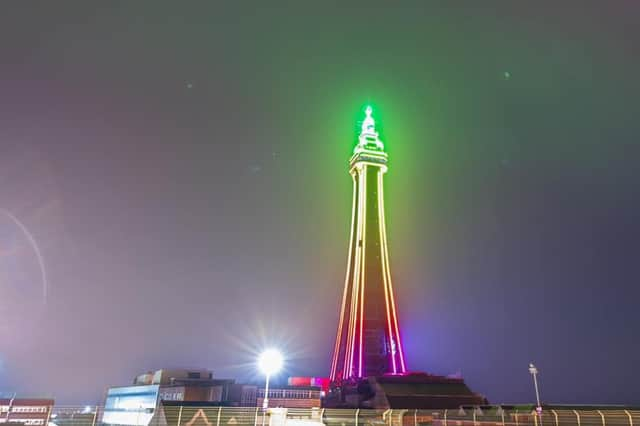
[0,2,639,405]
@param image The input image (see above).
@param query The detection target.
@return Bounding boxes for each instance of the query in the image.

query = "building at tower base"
[323,373,486,409]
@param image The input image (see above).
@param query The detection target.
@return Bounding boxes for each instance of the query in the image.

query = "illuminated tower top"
[355,106,384,153]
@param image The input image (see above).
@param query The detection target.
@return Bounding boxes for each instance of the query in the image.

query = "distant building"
[129,368,256,405]
[0,398,54,426]
[133,369,213,386]
[287,377,329,392]
[340,374,488,409]
[252,377,328,409]
[102,368,257,426]
[257,387,322,409]
[103,367,336,426]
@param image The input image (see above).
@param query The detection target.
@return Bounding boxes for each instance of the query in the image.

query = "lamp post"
[528,363,542,415]
[258,349,283,426]
[136,404,142,426]
[6,393,16,423]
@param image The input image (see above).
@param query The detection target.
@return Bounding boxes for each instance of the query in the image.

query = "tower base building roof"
[324,373,487,409]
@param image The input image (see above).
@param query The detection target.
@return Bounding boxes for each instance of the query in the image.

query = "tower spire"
[361,106,377,136]
[355,106,384,153]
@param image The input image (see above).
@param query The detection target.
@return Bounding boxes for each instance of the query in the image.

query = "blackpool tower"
[326,107,485,409]
[330,106,407,381]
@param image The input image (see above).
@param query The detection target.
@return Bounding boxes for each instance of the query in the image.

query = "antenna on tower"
[355,105,384,152]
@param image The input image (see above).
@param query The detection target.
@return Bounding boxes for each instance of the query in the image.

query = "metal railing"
[44,406,640,426]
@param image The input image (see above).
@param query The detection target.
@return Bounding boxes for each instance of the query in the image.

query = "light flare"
[0,209,48,303]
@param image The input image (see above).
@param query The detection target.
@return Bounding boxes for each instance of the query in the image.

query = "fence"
[46,406,640,426]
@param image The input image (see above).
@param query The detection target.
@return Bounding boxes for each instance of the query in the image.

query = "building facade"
[128,368,256,405]
[257,388,322,410]
[0,398,54,426]
[102,369,258,426]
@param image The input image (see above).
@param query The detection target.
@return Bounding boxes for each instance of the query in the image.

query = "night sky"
[1,2,639,406]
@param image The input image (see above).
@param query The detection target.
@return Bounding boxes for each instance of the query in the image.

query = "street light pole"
[136,404,142,426]
[6,393,16,423]
[528,363,542,410]
[258,349,283,426]
[263,373,271,410]
[529,362,543,426]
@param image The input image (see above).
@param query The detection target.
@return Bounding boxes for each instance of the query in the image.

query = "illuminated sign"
[102,385,160,426]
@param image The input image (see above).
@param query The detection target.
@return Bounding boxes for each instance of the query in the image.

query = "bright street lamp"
[258,349,283,411]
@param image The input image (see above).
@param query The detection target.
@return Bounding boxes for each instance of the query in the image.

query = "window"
[11,407,47,414]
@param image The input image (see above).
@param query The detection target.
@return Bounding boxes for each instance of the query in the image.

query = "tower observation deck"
[330,106,407,381]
